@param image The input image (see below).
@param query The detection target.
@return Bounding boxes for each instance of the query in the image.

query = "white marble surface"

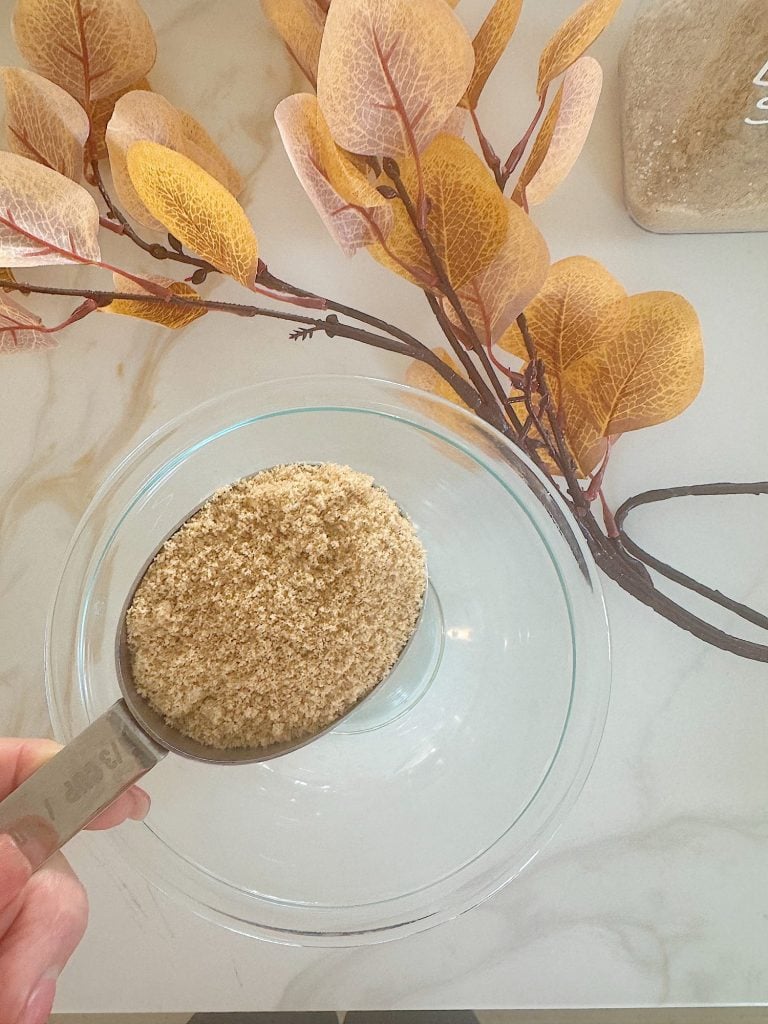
[1,0,767,1011]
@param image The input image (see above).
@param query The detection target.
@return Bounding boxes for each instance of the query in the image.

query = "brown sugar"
[125,463,426,749]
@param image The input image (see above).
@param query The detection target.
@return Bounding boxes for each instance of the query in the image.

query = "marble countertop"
[1,0,767,1011]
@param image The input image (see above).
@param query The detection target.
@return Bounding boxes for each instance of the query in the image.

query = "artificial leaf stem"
[501,89,548,187]
[469,107,504,188]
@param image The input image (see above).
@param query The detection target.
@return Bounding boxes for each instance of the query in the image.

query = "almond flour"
[125,463,426,749]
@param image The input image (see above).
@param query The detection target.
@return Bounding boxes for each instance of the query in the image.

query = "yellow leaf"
[106,92,243,229]
[502,263,702,474]
[12,0,156,105]
[317,0,474,157]
[537,0,621,96]
[89,77,151,161]
[261,0,326,89]
[1,67,89,181]
[0,290,52,352]
[100,272,206,329]
[446,201,549,345]
[552,387,608,477]
[0,150,101,266]
[126,141,259,286]
[567,291,704,438]
[107,91,186,230]
[275,93,392,255]
[178,112,243,197]
[0,268,17,284]
[499,256,629,391]
[369,133,508,290]
[405,347,468,407]
[463,0,523,110]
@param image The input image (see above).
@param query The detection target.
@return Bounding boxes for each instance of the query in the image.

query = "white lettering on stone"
[745,57,768,124]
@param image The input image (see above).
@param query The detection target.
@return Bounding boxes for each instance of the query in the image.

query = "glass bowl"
[46,375,610,946]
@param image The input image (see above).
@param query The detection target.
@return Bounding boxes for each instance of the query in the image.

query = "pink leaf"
[276,93,392,255]
[525,56,603,207]
[0,292,53,352]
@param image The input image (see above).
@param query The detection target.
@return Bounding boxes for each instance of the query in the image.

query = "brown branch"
[423,290,511,432]
[587,532,768,662]
[515,312,589,513]
[615,483,768,631]
[382,157,530,438]
[0,277,485,416]
[258,266,435,358]
[91,161,218,276]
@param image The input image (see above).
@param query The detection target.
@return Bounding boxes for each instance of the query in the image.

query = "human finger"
[0,852,88,1024]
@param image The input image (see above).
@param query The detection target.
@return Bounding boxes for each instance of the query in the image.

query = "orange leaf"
[501,261,702,474]
[463,0,523,110]
[317,0,474,157]
[275,93,392,255]
[567,291,704,438]
[556,388,608,477]
[0,151,100,266]
[89,77,151,161]
[405,347,468,407]
[178,112,243,197]
[0,291,53,352]
[369,133,508,290]
[537,0,621,96]
[100,272,206,329]
[515,56,602,206]
[1,67,89,181]
[12,0,156,105]
[106,91,185,230]
[499,256,629,391]
[261,0,326,89]
[446,201,550,345]
[126,141,259,285]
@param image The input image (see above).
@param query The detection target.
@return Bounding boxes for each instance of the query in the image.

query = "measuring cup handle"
[0,699,166,871]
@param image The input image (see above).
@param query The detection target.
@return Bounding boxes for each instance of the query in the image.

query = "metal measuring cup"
[0,502,425,873]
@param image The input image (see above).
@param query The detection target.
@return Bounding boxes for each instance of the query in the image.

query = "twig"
[382,157,528,437]
[615,483,768,631]
[516,312,589,512]
[501,90,548,188]
[469,107,504,189]
[91,161,218,275]
[0,277,486,416]
[584,439,614,502]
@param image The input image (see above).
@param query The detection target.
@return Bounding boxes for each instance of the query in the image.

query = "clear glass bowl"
[46,376,610,946]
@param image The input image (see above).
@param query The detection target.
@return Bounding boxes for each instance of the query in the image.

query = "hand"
[0,738,150,1024]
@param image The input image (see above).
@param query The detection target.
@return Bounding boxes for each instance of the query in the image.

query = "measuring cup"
[0,510,425,872]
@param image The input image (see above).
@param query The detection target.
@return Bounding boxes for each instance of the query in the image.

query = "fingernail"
[129,787,151,821]
[20,969,59,1024]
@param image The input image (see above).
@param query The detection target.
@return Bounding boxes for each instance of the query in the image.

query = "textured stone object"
[620,0,768,233]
